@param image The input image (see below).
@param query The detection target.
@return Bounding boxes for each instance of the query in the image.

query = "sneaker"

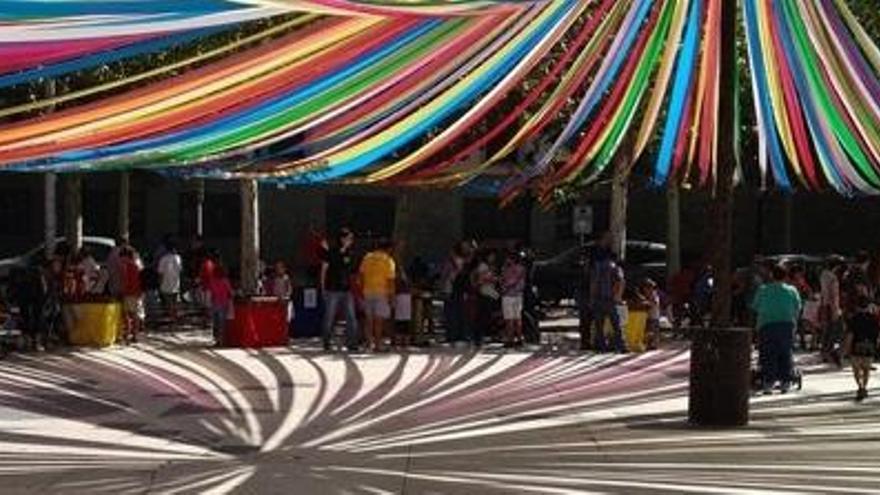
[856,388,867,402]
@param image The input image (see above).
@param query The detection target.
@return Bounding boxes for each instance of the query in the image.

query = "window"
[0,189,33,236]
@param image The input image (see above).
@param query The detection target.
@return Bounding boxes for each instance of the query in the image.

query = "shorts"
[502,295,524,320]
[363,294,391,319]
[123,296,146,321]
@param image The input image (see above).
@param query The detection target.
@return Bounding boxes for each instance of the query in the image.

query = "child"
[120,247,145,344]
[208,266,234,347]
[266,261,294,323]
[639,278,662,350]
[845,295,880,402]
[394,274,413,350]
[501,252,526,348]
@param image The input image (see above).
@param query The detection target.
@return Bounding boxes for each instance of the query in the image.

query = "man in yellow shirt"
[359,240,396,351]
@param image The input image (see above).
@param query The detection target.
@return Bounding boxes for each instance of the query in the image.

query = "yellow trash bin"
[600,305,647,352]
[67,302,122,347]
[626,309,648,353]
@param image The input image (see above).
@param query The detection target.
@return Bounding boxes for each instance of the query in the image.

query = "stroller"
[751,356,804,392]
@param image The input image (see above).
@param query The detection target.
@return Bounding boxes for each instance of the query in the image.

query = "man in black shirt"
[321,228,359,351]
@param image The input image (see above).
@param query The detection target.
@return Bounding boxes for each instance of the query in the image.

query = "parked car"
[531,240,667,305]
[0,236,116,283]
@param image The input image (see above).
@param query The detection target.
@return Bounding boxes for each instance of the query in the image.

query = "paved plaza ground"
[1,332,879,494]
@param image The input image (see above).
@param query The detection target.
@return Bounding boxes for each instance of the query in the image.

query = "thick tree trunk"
[118,171,130,241]
[610,134,635,262]
[64,174,83,255]
[709,0,738,327]
[666,184,681,280]
[240,179,260,295]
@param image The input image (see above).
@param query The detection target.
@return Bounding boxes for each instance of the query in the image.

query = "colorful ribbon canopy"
[1,0,880,197]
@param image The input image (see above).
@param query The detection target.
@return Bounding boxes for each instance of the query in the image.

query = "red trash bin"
[226,297,288,348]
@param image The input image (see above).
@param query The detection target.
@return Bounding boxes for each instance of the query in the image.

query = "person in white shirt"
[819,257,844,366]
[158,243,183,325]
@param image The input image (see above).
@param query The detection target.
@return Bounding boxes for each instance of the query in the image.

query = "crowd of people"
[319,229,531,352]
[747,253,880,400]
[4,228,879,402]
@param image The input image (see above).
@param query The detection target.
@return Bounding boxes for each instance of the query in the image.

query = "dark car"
[531,240,667,305]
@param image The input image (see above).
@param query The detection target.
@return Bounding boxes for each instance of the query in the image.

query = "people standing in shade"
[501,251,526,348]
[820,257,844,367]
[585,252,627,353]
[638,278,662,350]
[157,241,183,327]
[198,249,218,316]
[752,264,802,394]
[119,246,145,344]
[207,265,234,347]
[845,295,880,402]
[359,240,396,352]
[471,250,499,348]
[320,228,359,352]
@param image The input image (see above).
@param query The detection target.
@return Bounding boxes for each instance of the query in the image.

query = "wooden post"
[709,0,738,327]
[666,184,681,279]
[240,179,260,295]
[118,171,130,241]
[64,174,83,254]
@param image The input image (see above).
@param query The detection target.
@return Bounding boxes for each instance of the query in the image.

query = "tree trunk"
[240,179,260,295]
[610,135,635,262]
[118,171,130,241]
[666,184,681,280]
[709,0,738,327]
[64,174,83,255]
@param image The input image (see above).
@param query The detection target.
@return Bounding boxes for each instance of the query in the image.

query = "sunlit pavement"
[1,331,879,494]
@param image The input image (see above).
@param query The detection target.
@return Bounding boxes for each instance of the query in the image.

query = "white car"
[0,236,117,281]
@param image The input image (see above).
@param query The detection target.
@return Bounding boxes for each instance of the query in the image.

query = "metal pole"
[44,79,57,257]
[195,179,205,237]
